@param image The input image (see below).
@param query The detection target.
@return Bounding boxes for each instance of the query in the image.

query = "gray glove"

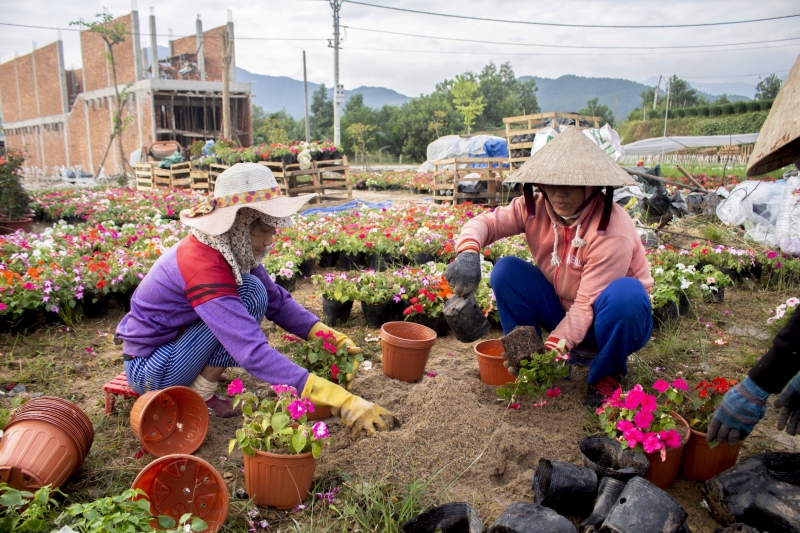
[775,374,800,436]
[444,252,481,297]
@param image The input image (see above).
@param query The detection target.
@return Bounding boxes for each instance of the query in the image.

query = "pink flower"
[312,421,329,439]
[616,419,634,432]
[634,409,654,430]
[286,399,308,420]
[639,394,658,413]
[642,432,663,454]
[323,341,337,354]
[426,371,437,378]
[545,387,561,398]
[671,378,689,392]
[622,428,644,447]
[506,403,521,410]
[595,407,605,415]
[624,389,645,410]
[23,282,34,290]
[0,303,5,311]
[652,379,669,393]
[330,364,340,380]
[272,384,297,396]
[767,250,778,259]
[532,400,548,407]
[715,338,727,346]
[659,429,682,448]
[227,378,244,396]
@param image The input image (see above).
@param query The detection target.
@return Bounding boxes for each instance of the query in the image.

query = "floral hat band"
[186,186,282,218]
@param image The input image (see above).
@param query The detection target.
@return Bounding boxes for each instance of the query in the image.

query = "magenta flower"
[616,419,634,432]
[659,429,682,448]
[426,371,438,378]
[767,250,778,259]
[506,403,521,410]
[272,384,297,396]
[312,421,329,439]
[639,394,658,413]
[622,428,644,447]
[0,303,5,312]
[634,409,654,430]
[652,380,669,393]
[227,378,244,396]
[671,378,689,392]
[642,432,663,454]
[286,399,307,420]
[624,389,644,410]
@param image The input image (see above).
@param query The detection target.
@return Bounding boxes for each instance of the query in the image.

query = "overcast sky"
[2,0,799,96]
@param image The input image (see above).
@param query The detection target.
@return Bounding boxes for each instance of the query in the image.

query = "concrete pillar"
[227,10,236,82]
[131,8,144,80]
[149,8,158,79]
[196,15,205,81]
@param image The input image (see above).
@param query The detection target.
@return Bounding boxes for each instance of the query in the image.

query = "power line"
[344,25,800,50]
[0,22,326,41]
[344,1,800,29]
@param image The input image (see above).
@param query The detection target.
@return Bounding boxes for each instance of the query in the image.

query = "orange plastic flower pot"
[474,339,515,386]
[130,386,209,457]
[243,449,317,509]
[132,454,229,533]
[380,321,437,382]
[306,404,333,421]
[0,419,81,491]
[680,428,742,482]
[645,412,690,489]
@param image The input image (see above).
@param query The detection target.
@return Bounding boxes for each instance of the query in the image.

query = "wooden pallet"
[257,157,352,206]
[209,164,229,192]
[503,112,602,170]
[169,161,192,189]
[190,169,211,191]
[134,162,155,191]
[430,158,520,206]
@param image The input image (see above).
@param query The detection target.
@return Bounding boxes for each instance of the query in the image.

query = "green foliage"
[755,74,782,100]
[667,75,704,108]
[473,61,539,130]
[747,100,762,112]
[331,475,432,533]
[253,106,304,146]
[709,104,722,116]
[715,94,730,105]
[497,341,570,401]
[721,103,735,115]
[393,93,459,162]
[0,148,30,220]
[310,84,333,140]
[759,99,774,111]
[579,97,616,127]
[450,75,486,134]
[733,101,748,114]
[0,483,62,533]
[282,330,363,382]
[693,111,769,136]
[697,105,710,117]
[0,394,32,435]
[188,141,206,157]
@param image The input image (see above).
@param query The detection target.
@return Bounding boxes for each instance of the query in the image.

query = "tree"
[253,108,302,145]
[71,14,133,179]
[755,74,782,100]
[715,94,730,105]
[667,75,702,108]
[346,123,376,168]
[451,75,486,134]
[474,62,539,130]
[579,97,615,127]
[428,110,447,138]
[393,93,460,161]
[310,84,333,140]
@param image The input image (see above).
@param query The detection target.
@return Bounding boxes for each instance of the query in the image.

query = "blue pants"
[490,257,652,384]
[125,274,268,394]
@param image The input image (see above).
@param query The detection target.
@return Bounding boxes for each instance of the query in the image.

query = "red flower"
[413,304,424,313]
[330,364,340,379]
[96,280,107,289]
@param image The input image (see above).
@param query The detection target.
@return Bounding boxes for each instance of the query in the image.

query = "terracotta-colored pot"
[132,454,229,533]
[0,216,34,235]
[645,412,690,489]
[243,449,317,509]
[306,404,333,421]
[11,396,94,462]
[474,339,515,386]
[130,386,209,457]
[680,427,742,482]
[380,321,437,382]
[0,419,81,491]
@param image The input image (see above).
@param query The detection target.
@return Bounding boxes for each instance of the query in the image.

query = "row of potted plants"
[195,140,342,169]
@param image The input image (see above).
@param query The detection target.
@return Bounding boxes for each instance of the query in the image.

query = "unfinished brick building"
[0,10,252,176]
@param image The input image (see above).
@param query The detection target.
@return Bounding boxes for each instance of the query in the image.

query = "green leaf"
[292,433,307,453]
[158,515,177,528]
[312,440,322,459]
[0,489,22,507]
[228,439,236,455]
[272,412,289,431]
[179,512,193,524]
[191,517,208,531]
[137,499,151,511]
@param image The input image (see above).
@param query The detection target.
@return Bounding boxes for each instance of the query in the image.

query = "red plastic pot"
[130,386,209,457]
[680,427,742,482]
[243,449,317,509]
[645,412,690,489]
[132,454,229,533]
[380,321,437,382]
[474,339,515,386]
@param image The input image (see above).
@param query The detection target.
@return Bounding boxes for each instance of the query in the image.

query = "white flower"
[679,277,691,290]
[362,361,373,371]
[787,297,800,308]
[285,261,295,269]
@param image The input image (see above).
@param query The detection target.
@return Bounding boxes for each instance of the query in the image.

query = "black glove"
[444,252,481,297]
[775,374,800,436]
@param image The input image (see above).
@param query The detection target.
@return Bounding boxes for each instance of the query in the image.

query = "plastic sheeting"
[300,199,395,217]
[529,125,625,162]
[716,178,788,248]
[418,135,507,172]
[622,133,760,156]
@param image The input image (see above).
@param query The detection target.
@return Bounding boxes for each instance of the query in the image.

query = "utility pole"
[653,75,662,110]
[329,0,344,145]
[303,51,310,143]
[222,30,232,141]
[661,76,671,164]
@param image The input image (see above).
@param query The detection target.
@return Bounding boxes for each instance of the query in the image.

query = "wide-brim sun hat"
[180,163,317,235]
[504,126,636,187]
[747,54,800,177]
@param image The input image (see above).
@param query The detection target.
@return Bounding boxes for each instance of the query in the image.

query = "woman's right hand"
[444,251,481,297]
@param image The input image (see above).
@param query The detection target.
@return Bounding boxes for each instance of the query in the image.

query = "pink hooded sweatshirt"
[456,190,653,350]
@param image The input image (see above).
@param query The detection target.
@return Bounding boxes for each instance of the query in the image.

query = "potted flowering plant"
[230,385,331,509]
[596,379,690,489]
[355,270,405,328]
[766,296,799,336]
[312,272,359,326]
[497,340,570,404]
[403,228,444,264]
[678,377,742,481]
[263,250,300,292]
[0,149,33,235]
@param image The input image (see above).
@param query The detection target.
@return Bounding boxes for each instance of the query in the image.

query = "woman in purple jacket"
[116,163,388,438]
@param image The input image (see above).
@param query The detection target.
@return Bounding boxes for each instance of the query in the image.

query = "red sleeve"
[176,235,239,308]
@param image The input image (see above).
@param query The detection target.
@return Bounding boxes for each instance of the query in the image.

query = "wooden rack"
[257,156,353,206]
[503,112,601,170]
[134,162,156,191]
[431,158,520,206]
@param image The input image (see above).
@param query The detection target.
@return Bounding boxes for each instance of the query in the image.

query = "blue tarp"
[468,138,509,168]
[301,199,394,217]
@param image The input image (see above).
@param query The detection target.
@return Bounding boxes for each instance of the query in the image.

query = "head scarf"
[190,208,289,285]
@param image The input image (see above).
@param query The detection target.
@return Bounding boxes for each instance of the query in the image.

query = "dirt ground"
[0,196,796,531]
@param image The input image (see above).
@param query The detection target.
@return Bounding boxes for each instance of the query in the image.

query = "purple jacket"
[116,235,318,390]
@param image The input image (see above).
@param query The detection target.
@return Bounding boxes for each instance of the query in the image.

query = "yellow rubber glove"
[301,374,390,440]
[308,322,361,390]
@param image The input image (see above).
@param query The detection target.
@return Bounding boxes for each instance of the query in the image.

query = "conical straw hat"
[747,54,800,177]
[504,126,636,187]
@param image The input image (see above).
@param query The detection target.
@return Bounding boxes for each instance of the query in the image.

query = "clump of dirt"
[501,326,545,375]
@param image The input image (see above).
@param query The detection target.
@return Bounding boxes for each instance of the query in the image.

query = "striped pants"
[124,274,269,394]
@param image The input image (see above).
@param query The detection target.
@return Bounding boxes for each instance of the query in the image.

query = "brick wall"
[33,42,66,117]
[171,24,227,82]
[0,58,22,122]
[3,124,66,173]
[0,42,66,122]
[66,69,83,107]
[80,13,138,92]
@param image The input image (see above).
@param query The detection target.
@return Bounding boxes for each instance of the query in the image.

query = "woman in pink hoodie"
[445,128,653,407]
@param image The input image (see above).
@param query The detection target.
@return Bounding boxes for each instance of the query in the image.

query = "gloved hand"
[707,377,770,445]
[308,322,361,390]
[775,374,800,436]
[302,374,390,440]
[444,251,481,297]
